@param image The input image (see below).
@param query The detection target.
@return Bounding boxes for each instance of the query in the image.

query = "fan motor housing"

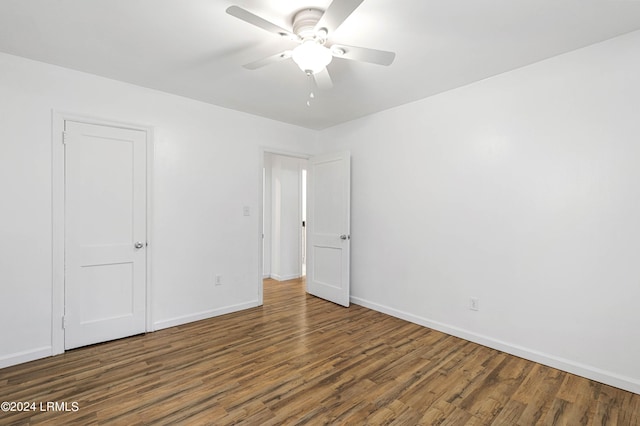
[293,8,324,39]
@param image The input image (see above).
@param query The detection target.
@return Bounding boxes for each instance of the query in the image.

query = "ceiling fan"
[226,0,396,90]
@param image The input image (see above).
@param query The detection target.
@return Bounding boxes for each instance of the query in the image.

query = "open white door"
[64,120,147,349]
[306,151,350,307]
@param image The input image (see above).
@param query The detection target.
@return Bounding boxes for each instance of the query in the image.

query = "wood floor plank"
[0,277,638,425]
[510,364,566,425]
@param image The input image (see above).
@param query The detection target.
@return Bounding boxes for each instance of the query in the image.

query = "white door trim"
[258,147,311,306]
[51,111,154,355]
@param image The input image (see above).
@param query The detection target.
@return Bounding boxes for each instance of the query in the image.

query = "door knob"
[340,234,348,240]
[134,242,144,249]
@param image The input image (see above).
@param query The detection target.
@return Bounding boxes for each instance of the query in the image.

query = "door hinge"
[62,316,68,329]
[62,131,68,145]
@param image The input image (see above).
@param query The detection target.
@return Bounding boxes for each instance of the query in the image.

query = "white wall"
[0,52,316,367]
[318,30,640,394]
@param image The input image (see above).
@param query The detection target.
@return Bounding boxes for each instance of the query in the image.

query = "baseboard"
[0,346,52,369]
[270,273,301,281]
[153,301,260,331]
[350,296,640,395]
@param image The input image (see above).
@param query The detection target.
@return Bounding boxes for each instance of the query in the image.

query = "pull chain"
[306,74,316,107]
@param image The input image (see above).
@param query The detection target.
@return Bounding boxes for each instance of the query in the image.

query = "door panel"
[64,120,146,349]
[79,262,133,322]
[306,151,350,307]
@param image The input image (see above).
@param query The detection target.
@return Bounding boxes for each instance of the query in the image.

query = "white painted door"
[64,120,147,349]
[306,151,350,307]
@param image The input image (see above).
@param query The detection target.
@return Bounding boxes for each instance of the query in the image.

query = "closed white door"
[64,120,147,349]
[306,151,350,307]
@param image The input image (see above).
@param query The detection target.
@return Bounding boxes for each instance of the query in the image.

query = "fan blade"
[226,6,298,40]
[243,51,292,70]
[331,44,395,66]
[313,67,333,90]
[314,0,364,36]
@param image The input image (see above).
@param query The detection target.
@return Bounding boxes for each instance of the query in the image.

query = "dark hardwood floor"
[1,278,638,425]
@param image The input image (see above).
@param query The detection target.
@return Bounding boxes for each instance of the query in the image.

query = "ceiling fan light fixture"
[292,40,333,74]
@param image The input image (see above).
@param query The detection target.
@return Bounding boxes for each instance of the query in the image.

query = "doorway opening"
[258,149,351,307]
[262,152,308,282]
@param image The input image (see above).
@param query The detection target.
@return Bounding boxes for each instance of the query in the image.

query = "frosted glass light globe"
[292,40,333,75]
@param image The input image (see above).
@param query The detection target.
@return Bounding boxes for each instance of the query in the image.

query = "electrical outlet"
[215,275,222,286]
[470,298,479,311]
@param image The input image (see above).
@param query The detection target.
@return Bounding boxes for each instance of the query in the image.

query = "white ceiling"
[2,0,640,129]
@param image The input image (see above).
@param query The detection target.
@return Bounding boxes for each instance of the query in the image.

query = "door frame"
[257,147,311,306]
[51,111,154,355]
